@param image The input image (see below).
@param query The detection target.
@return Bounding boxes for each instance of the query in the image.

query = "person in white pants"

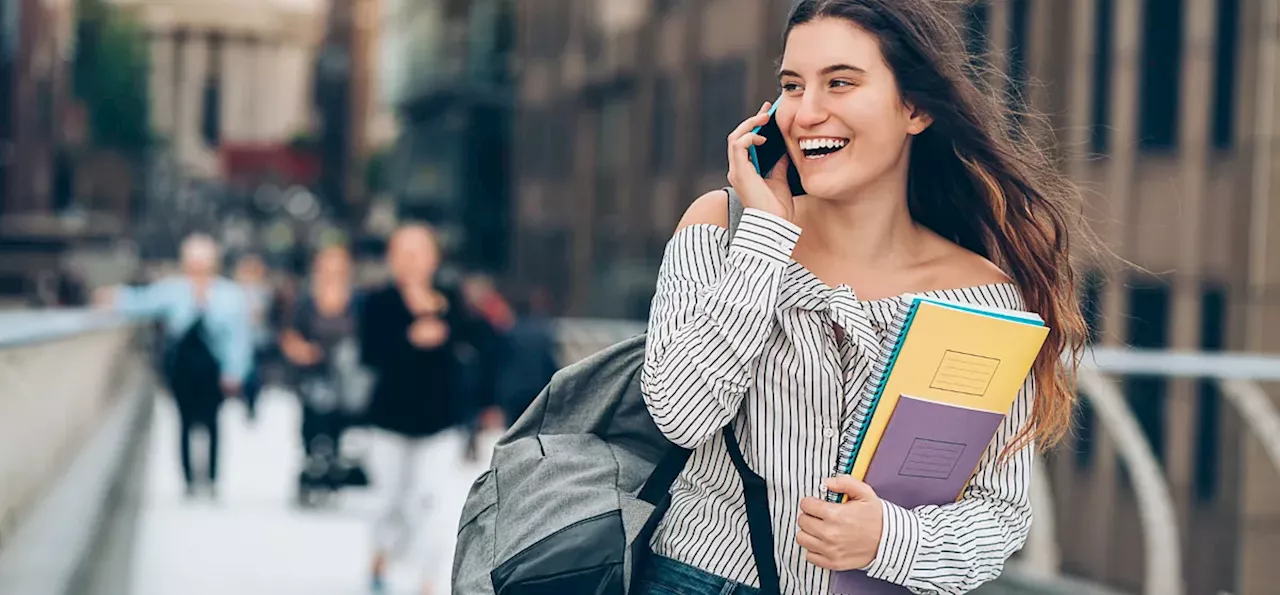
[358,225,490,594]
[367,426,469,592]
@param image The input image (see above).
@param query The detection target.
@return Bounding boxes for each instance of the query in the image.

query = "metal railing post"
[1019,454,1062,579]
[1076,366,1184,595]
[1218,378,1280,474]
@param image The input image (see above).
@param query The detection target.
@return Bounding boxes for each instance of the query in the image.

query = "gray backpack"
[452,189,783,595]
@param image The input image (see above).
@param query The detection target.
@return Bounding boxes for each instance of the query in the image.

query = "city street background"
[2,1,1280,594]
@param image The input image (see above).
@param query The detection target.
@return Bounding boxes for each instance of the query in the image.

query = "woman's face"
[775,18,930,199]
[312,249,351,287]
[235,257,265,283]
[388,227,440,284]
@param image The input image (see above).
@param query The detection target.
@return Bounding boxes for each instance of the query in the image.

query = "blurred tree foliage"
[74,0,152,155]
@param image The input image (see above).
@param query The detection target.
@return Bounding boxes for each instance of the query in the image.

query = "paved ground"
[92,383,1063,595]
[119,388,493,595]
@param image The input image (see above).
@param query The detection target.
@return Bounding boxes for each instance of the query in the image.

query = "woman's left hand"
[796,476,884,571]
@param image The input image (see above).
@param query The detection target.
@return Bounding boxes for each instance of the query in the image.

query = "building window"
[1091,0,1114,154]
[549,101,577,180]
[36,79,54,136]
[551,0,571,54]
[1074,398,1097,470]
[523,108,540,179]
[1081,270,1106,345]
[597,95,631,182]
[1075,270,1105,469]
[1195,285,1227,504]
[651,76,676,174]
[1212,0,1239,149]
[699,59,747,170]
[1007,0,1030,113]
[0,0,17,59]
[202,79,221,148]
[1139,0,1184,151]
[517,107,541,180]
[531,0,570,57]
[1125,282,1172,465]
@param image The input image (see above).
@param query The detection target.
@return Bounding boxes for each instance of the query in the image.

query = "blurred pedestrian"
[358,224,484,594]
[233,253,274,421]
[460,273,515,332]
[279,244,369,505]
[495,286,560,425]
[459,273,514,460]
[95,233,252,499]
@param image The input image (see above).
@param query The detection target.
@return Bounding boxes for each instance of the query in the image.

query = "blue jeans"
[635,555,762,595]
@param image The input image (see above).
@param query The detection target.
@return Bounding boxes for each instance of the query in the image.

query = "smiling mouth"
[799,138,850,160]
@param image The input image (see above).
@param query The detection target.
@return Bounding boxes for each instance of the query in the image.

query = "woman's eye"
[781,82,802,93]
[831,79,855,88]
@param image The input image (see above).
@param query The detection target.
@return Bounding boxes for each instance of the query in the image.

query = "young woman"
[639,1,1088,594]
[359,224,482,594]
[279,245,363,504]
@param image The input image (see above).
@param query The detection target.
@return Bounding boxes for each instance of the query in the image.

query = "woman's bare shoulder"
[925,235,1013,289]
[674,189,730,234]
[943,250,1013,288]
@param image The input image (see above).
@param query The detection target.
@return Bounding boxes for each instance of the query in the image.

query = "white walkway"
[124,388,493,595]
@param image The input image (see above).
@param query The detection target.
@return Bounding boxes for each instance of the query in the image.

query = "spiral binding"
[824,297,921,503]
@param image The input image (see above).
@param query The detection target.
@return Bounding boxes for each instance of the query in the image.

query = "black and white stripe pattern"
[641,208,1036,595]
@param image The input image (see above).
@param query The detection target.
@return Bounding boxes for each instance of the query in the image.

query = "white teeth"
[800,138,848,150]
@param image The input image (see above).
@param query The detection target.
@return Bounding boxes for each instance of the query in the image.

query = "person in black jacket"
[358,224,480,595]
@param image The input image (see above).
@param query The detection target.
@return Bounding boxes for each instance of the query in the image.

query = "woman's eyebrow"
[778,64,868,78]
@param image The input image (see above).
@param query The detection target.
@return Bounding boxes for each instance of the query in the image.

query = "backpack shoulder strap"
[723,187,745,241]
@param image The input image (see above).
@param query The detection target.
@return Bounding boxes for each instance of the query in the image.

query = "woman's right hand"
[726,101,797,222]
[281,331,322,365]
[408,317,450,349]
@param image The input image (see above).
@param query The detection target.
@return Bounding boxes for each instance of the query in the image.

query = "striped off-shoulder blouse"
[640,207,1036,595]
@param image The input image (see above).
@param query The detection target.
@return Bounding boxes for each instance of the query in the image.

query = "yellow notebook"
[827,295,1049,503]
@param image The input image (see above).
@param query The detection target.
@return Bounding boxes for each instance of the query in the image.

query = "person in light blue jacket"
[97,233,253,498]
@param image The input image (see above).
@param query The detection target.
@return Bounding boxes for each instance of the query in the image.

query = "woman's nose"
[793,93,829,128]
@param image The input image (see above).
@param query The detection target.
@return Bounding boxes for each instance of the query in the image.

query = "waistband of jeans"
[648,555,759,593]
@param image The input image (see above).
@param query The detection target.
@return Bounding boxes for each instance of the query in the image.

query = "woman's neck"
[186,273,214,305]
[187,272,215,289]
[396,274,435,292]
[794,179,925,268]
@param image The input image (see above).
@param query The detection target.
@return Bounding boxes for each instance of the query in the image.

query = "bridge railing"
[551,318,1280,595]
[1055,348,1280,595]
[0,310,152,594]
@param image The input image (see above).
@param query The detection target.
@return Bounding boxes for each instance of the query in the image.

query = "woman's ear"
[906,104,933,136]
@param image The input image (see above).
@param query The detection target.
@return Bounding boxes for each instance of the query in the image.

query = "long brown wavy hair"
[785,0,1091,455]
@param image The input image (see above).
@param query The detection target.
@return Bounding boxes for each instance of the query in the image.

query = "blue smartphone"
[748,94,806,196]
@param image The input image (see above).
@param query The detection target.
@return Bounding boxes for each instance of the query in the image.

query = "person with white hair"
[96,233,253,499]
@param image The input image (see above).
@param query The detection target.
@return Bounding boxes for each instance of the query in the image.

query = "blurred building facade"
[315,0,392,221]
[379,0,514,273]
[0,0,82,296]
[508,0,1280,594]
[109,0,326,179]
[0,0,76,218]
[509,0,802,320]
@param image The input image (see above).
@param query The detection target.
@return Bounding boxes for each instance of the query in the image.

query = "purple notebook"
[830,395,1004,595]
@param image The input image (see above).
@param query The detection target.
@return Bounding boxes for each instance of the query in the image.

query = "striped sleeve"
[864,378,1036,594]
[641,208,801,448]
